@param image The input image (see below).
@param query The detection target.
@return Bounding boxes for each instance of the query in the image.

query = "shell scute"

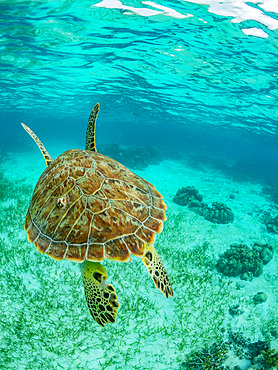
[89,206,141,244]
[76,169,103,195]
[70,167,87,180]
[25,212,40,243]
[34,233,51,254]
[62,149,89,165]
[64,243,87,262]
[95,159,129,179]
[151,206,167,221]
[87,195,110,214]
[102,178,152,206]
[105,238,130,261]
[66,209,92,244]
[101,178,132,201]
[152,196,167,210]
[36,178,78,237]
[143,216,163,233]
[87,243,104,260]
[46,241,68,261]
[112,199,149,221]
[51,192,86,241]
[31,167,71,211]
[123,234,145,257]
[120,175,150,195]
[135,226,156,245]
[70,155,92,168]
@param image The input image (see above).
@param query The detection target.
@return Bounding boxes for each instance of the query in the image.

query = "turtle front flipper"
[81,261,119,327]
[21,123,53,167]
[142,244,174,299]
[85,103,99,152]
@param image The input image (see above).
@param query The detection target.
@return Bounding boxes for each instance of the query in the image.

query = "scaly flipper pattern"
[85,103,99,152]
[82,261,119,327]
[21,123,53,167]
[142,244,174,298]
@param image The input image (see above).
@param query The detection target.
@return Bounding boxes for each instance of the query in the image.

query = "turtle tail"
[21,123,53,167]
[81,261,119,327]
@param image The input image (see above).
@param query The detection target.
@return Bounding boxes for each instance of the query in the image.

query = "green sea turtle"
[22,103,173,327]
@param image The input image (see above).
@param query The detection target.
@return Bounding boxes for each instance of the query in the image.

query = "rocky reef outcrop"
[202,201,234,224]
[216,242,274,280]
[173,186,234,224]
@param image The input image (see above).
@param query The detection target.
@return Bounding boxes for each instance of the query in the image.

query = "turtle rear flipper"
[142,244,174,299]
[21,123,53,167]
[82,261,119,327]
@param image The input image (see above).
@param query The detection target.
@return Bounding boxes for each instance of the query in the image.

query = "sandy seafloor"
[0,142,278,370]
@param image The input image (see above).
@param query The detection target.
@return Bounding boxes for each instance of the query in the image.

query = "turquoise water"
[1,1,278,369]
[1,0,278,134]
[2,0,278,181]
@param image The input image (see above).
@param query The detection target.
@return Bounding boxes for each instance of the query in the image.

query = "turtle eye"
[93,272,102,282]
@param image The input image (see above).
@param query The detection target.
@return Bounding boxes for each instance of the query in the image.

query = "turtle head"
[81,261,119,326]
[82,261,107,287]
